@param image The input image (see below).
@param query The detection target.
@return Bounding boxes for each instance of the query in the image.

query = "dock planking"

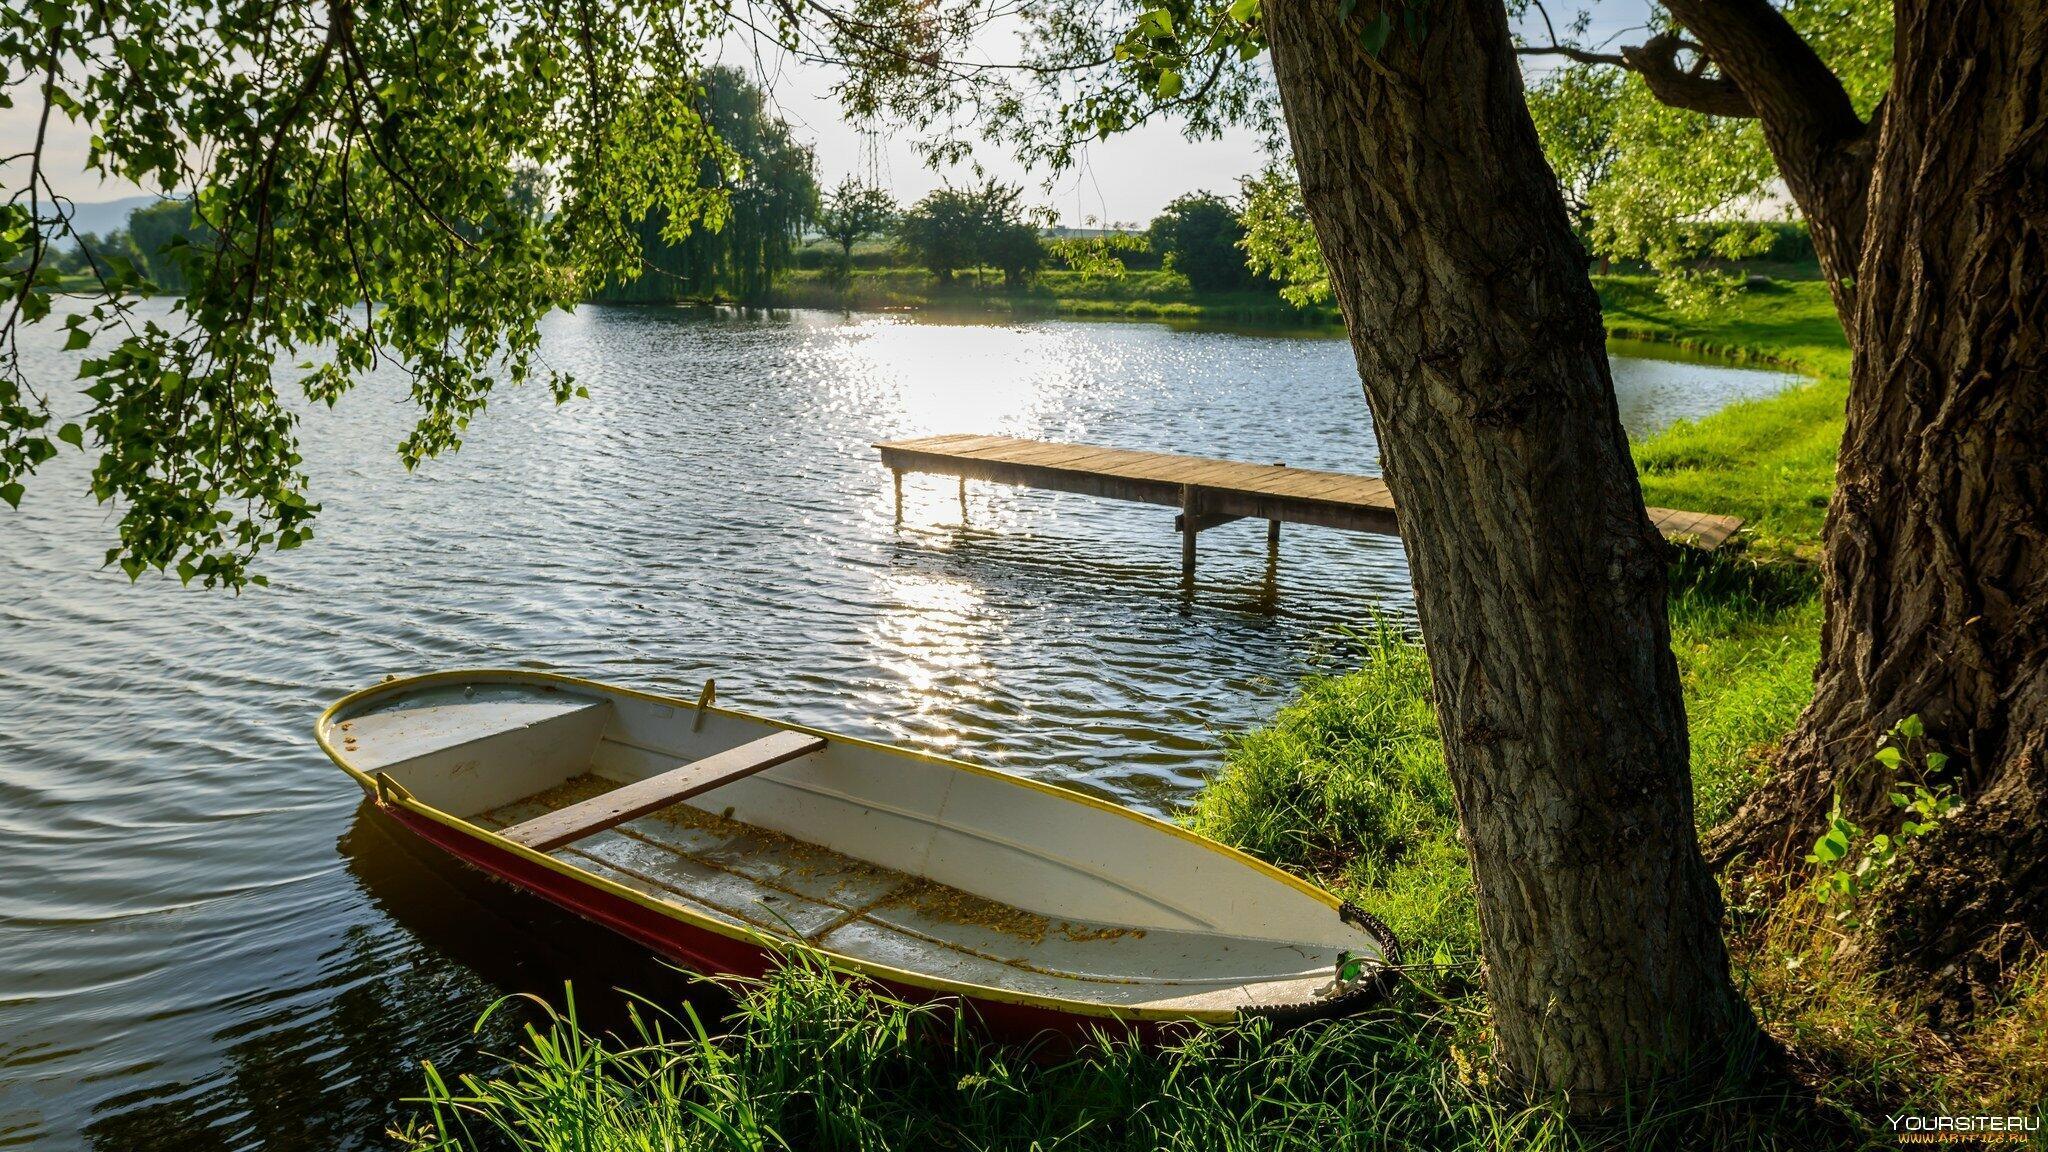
[875,433,1743,585]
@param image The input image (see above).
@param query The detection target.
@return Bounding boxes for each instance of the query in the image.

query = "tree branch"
[1659,0,1874,299]
[1520,32,1754,117]
[1618,33,1752,119]
[1659,0,1864,146]
[1516,43,1629,68]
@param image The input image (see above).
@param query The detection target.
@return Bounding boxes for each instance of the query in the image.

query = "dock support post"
[1180,484,1199,585]
[1267,519,1281,550]
[892,469,904,524]
[959,476,968,523]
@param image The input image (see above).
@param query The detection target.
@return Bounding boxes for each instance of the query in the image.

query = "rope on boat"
[1241,901,1405,1028]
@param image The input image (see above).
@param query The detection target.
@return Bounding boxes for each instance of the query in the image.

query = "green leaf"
[1358,10,1392,55]
[57,423,84,448]
[1401,5,1427,47]
[1809,830,1848,864]
[1156,68,1184,99]
[1228,0,1259,22]
[1874,745,1904,770]
[0,482,22,509]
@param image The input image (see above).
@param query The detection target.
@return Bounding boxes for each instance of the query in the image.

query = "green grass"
[399,954,1841,1152]
[396,279,2048,1149]
[1597,276,1850,377]
[1188,621,1473,957]
[771,267,1344,327]
[1187,559,1825,972]
[1598,278,1849,553]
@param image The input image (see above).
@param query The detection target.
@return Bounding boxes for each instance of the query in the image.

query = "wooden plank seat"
[500,730,827,852]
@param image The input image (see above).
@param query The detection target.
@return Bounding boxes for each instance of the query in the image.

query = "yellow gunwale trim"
[315,668,1355,1023]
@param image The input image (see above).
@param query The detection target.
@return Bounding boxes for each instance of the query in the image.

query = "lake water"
[0,303,1796,1149]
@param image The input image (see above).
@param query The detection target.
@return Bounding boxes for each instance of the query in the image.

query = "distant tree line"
[25,199,202,291]
[803,183,1279,296]
[597,67,818,305]
[43,146,1321,309]
[25,59,1824,323]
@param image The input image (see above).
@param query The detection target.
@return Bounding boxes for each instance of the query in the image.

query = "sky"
[5,1,1656,227]
[705,32,1278,230]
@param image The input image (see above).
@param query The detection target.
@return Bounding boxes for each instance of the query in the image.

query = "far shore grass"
[397,279,2048,1152]
[770,266,1346,327]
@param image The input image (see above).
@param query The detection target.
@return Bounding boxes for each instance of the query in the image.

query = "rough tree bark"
[1674,0,2048,1016]
[1262,0,1753,1102]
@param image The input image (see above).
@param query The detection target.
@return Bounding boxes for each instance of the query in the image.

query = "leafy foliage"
[1524,63,1624,244]
[1804,715,1962,929]
[600,67,819,305]
[816,0,1278,175]
[1146,191,1254,291]
[1520,0,1891,303]
[1572,79,1781,307]
[815,179,898,283]
[895,181,1045,286]
[1043,230,1149,281]
[1234,0,1892,312]
[2,0,736,585]
[1237,164,1330,307]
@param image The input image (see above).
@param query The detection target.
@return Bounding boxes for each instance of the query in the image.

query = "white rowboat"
[318,670,1398,1034]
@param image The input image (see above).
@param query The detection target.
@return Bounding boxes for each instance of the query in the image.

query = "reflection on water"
[0,302,1796,1148]
[73,806,701,1151]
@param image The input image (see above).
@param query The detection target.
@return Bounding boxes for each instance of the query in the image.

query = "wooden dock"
[875,434,1742,583]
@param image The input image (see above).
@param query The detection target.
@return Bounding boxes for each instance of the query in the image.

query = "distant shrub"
[1147,192,1257,292]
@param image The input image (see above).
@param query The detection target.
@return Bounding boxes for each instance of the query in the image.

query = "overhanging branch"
[1519,32,1754,118]
[1619,33,1752,118]
[1659,0,1873,290]
[1516,43,1627,68]
[1518,0,1874,290]
[1660,0,1865,146]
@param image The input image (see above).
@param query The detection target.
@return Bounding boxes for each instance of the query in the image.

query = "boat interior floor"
[474,775,1340,1013]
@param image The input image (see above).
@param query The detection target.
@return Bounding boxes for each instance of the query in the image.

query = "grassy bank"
[771,267,1344,327]
[397,282,2047,1150]
[1603,277,1849,554]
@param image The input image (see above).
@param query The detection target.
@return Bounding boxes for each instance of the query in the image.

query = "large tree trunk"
[1700,1,2048,1016]
[1263,0,1753,1103]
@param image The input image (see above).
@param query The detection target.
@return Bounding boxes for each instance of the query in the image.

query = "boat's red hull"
[385,804,1176,1044]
